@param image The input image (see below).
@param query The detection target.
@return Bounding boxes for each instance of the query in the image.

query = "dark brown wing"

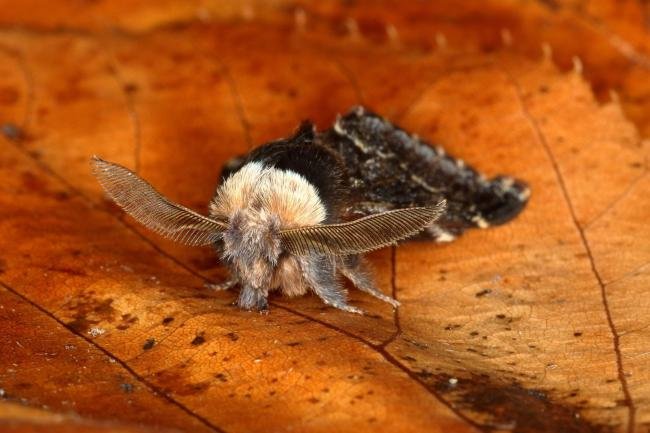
[280,201,446,256]
[91,156,226,246]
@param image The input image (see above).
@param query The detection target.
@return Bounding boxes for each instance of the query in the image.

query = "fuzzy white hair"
[210,162,327,228]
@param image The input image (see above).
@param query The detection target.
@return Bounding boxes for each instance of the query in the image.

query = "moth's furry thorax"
[209,162,327,229]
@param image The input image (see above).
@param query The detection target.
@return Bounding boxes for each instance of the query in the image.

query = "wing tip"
[90,155,105,165]
[433,199,447,212]
[425,199,447,223]
[90,155,112,176]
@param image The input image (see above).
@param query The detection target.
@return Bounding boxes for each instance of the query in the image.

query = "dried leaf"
[0,2,648,433]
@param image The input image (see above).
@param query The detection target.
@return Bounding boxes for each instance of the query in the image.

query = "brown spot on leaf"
[431,374,612,433]
[0,86,19,104]
[143,338,155,350]
[21,171,47,193]
[64,295,117,333]
[123,82,138,94]
[444,324,462,331]
[191,334,206,346]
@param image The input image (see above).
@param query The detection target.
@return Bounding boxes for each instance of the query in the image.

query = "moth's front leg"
[205,262,239,291]
[205,277,239,291]
[233,259,273,313]
[299,255,364,315]
[237,283,269,313]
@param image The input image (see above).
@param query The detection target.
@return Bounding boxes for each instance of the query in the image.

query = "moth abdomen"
[468,175,530,227]
[322,106,530,240]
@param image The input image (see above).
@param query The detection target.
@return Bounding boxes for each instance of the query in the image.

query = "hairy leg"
[300,256,364,314]
[339,255,400,308]
[237,284,269,313]
[205,277,239,291]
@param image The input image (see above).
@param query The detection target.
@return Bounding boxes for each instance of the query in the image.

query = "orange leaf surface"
[0,2,648,432]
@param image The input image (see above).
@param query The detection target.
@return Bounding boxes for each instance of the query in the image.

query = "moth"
[92,106,529,314]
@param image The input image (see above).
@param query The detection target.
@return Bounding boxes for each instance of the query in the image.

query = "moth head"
[218,208,287,288]
[222,208,282,267]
